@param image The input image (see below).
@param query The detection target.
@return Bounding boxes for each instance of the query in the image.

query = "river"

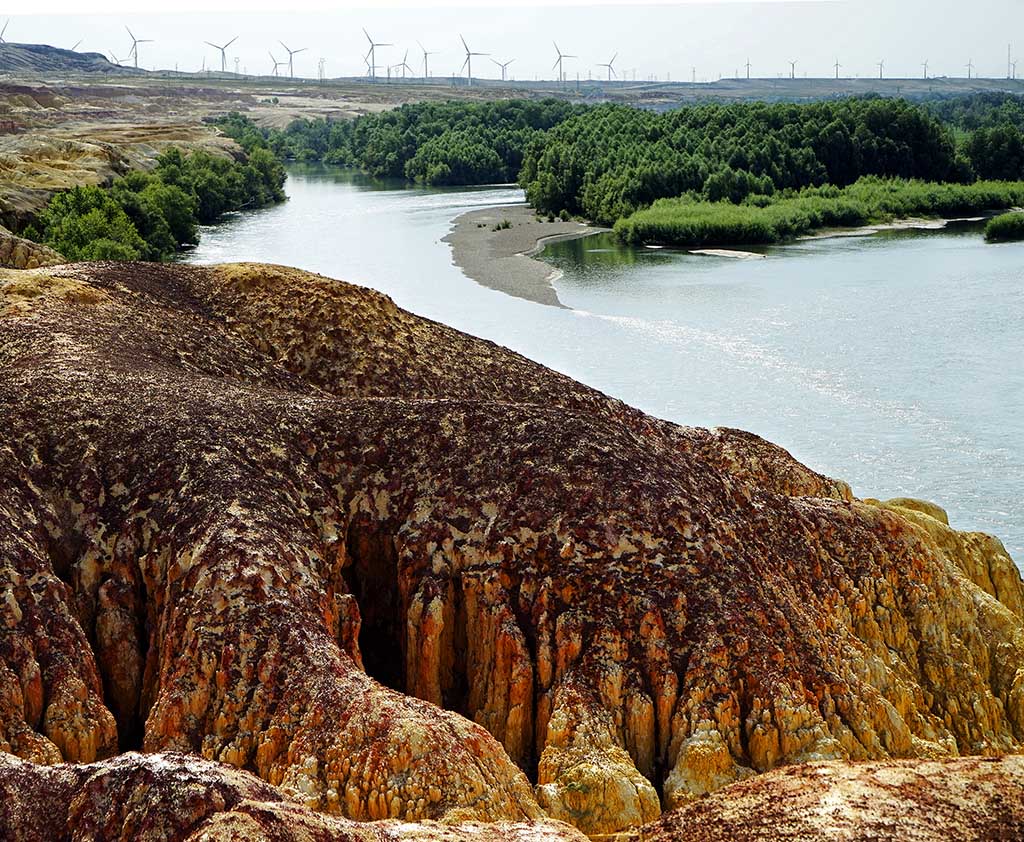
[184,164,1023,564]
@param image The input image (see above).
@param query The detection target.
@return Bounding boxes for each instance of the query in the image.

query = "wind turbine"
[279,41,307,78]
[125,27,153,69]
[966,58,974,79]
[552,42,576,84]
[396,48,413,79]
[460,35,487,86]
[789,60,797,79]
[1013,60,1019,80]
[204,36,238,73]
[877,59,884,80]
[269,51,282,76]
[745,58,752,79]
[363,29,391,82]
[597,52,618,82]
[418,41,438,79]
[834,59,841,79]
[0,20,9,44]
[491,57,515,82]
[922,59,929,79]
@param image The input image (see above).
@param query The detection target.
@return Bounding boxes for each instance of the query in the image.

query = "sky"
[6,1,1023,83]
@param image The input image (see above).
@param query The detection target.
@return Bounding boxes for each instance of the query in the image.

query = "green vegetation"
[614,178,1024,247]
[215,100,585,185]
[520,99,968,225]
[25,146,285,261]
[984,211,1024,242]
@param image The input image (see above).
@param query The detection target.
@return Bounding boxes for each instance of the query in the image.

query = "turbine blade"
[279,40,289,52]
[225,36,238,48]
[552,57,560,70]
[460,34,469,52]
[204,41,218,49]
[295,48,307,54]
[126,26,135,40]
[363,28,373,45]
[611,52,617,65]
[460,55,469,73]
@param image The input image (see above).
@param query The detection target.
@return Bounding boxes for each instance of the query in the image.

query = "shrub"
[985,211,1024,242]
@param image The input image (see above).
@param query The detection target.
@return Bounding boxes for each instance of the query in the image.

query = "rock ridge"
[0,261,1022,837]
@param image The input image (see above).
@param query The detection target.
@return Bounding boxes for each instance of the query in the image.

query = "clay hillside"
[1,261,1023,839]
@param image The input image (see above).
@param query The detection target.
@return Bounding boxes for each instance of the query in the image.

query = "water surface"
[185,165,1023,563]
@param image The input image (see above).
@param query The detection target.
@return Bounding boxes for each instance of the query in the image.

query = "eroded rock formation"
[0,225,63,269]
[1,261,1023,837]
[0,751,585,842]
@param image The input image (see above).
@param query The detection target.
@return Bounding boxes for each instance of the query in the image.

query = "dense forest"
[25,146,285,261]
[216,100,586,185]
[216,94,1024,245]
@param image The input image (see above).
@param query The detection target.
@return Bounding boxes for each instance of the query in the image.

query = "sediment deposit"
[1,261,1023,837]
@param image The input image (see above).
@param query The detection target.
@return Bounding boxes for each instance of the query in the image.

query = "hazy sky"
[7,1,1023,83]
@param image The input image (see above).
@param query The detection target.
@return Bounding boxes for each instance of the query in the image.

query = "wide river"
[185,165,1023,564]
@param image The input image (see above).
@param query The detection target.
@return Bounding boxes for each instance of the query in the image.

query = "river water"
[185,165,1023,564]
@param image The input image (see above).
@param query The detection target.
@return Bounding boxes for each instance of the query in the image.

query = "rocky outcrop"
[0,751,586,842]
[0,225,63,268]
[1,262,1023,838]
[640,756,1024,841]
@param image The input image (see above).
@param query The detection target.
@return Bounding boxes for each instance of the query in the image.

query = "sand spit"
[444,204,606,307]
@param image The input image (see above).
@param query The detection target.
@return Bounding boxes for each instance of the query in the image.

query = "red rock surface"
[1,261,1023,837]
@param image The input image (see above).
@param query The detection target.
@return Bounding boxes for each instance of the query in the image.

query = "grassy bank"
[613,178,1024,247]
[23,146,285,262]
[984,211,1024,242]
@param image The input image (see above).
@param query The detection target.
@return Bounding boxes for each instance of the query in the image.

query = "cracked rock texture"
[1,261,1023,837]
[638,756,1024,841]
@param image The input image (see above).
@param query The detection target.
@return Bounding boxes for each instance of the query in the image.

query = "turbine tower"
[922,59,929,79]
[597,52,618,82]
[834,59,841,79]
[789,60,797,79]
[966,58,974,79]
[125,27,153,70]
[460,35,487,86]
[418,41,438,79]
[204,37,238,73]
[363,29,391,82]
[552,42,576,84]
[279,41,307,79]
[877,59,884,79]
[396,48,413,79]
[745,58,752,79]
[492,57,515,82]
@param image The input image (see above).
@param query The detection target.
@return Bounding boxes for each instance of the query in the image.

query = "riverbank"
[444,204,606,307]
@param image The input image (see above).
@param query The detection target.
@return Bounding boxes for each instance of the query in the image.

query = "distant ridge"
[0,43,135,74]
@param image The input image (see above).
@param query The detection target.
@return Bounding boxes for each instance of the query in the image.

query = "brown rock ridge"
[638,756,1024,841]
[1,262,1023,837]
[0,751,585,842]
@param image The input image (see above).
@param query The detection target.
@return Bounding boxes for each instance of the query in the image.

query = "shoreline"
[443,204,607,308]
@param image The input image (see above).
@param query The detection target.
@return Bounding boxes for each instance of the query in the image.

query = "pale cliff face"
[0,262,1022,838]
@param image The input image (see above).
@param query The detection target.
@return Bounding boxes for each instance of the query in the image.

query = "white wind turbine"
[597,52,618,82]
[877,59,885,79]
[552,41,576,83]
[363,29,391,82]
[279,41,307,79]
[492,57,514,82]
[459,35,487,86]
[268,51,286,76]
[125,27,153,69]
[205,36,238,73]
[418,41,439,79]
[394,48,414,79]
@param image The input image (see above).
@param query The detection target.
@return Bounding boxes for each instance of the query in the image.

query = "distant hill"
[0,43,135,74]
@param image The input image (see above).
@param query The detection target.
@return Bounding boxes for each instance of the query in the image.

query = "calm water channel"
[184,165,1023,564]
